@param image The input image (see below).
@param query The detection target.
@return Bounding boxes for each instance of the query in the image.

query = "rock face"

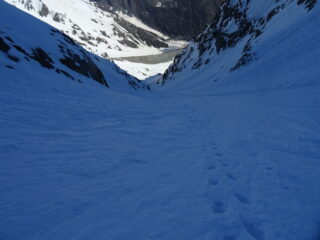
[93,0,224,39]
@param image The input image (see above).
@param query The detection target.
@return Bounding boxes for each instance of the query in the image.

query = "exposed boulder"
[39,2,49,17]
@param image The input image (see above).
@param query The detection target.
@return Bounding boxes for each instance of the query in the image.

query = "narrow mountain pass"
[1,0,319,239]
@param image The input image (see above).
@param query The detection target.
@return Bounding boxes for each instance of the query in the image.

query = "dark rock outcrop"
[60,52,108,87]
[39,2,49,17]
[0,37,11,53]
[31,47,55,69]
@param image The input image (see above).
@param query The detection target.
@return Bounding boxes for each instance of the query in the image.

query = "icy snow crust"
[1,0,320,240]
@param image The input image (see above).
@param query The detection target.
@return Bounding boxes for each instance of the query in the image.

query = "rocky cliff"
[93,0,224,39]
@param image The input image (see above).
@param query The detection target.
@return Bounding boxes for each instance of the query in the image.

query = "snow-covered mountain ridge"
[160,0,318,87]
[4,0,183,79]
[0,1,145,90]
[5,0,169,57]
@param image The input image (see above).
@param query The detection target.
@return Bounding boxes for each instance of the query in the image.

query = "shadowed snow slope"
[1,0,320,240]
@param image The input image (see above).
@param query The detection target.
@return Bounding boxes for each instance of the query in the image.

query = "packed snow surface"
[1,63,320,240]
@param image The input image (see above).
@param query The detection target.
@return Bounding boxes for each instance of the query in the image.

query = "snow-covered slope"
[4,0,181,79]
[1,0,320,240]
[0,1,145,90]
[160,0,319,90]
